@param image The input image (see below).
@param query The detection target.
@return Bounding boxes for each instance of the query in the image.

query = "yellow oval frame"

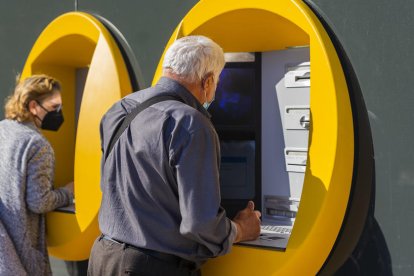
[21,12,132,260]
[153,0,354,274]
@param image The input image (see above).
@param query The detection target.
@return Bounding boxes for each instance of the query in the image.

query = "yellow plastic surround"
[154,0,354,275]
[21,12,132,260]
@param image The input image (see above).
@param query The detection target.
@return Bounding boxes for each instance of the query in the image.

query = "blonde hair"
[4,74,61,122]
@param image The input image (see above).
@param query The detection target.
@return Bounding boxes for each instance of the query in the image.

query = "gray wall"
[0,1,71,118]
[1,0,414,275]
[308,1,414,274]
[0,0,198,118]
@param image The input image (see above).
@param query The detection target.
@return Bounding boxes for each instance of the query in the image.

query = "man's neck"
[162,71,204,104]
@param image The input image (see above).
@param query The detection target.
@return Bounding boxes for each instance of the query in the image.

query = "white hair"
[162,35,225,83]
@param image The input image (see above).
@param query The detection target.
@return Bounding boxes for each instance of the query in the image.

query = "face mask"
[35,101,64,131]
[202,79,215,110]
[203,98,214,110]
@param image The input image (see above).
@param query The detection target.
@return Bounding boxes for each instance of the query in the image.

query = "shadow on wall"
[335,215,393,276]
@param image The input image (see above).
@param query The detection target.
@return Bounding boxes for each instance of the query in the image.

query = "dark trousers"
[88,236,201,276]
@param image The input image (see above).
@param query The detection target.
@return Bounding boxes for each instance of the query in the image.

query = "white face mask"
[203,97,214,110]
[202,75,215,110]
[203,84,215,110]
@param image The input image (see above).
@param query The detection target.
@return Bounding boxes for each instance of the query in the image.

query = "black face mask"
[35,101,64,131]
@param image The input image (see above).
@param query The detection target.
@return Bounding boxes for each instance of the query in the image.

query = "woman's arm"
[26,140,73,214]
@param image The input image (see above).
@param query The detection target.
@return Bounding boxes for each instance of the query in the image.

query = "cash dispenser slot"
[264,195,299,221]
[284,62,310,88]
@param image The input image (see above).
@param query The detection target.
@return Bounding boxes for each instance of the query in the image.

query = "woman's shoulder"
[0,119,50,149]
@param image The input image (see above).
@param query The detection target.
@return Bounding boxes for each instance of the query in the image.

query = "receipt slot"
[153,0,370,275]
[20,12,133,260]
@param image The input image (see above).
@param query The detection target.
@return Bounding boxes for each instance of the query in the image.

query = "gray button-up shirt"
[99,77,237,266]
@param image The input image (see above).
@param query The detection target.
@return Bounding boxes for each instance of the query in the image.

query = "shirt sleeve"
[171,124,236,258]
[26,139,73,214]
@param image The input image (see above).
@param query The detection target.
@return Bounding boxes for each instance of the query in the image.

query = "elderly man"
[88,35,261,276]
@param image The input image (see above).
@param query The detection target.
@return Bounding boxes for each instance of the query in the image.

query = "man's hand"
[232,201,261,243]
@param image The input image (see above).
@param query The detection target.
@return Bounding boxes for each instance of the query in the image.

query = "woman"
[0,74,74,275]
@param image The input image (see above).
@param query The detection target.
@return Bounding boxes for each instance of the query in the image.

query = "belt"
[101,235,196,270]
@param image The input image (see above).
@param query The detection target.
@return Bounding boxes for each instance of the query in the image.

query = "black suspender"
[104,94,184,161]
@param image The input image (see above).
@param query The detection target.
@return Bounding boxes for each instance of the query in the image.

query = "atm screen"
[219,140,255,200]
[210,67,256,129]
[219,140,256,218]
[212,59,260,218]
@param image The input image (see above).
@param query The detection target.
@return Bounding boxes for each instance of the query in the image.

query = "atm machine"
[210,47,310,250]
[154,1,357,274]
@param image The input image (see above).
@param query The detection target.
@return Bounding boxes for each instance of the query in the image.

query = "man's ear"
[28,100,38,116]
[205,72,215,89]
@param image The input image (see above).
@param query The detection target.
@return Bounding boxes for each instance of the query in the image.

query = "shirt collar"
[155,77,211,119]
